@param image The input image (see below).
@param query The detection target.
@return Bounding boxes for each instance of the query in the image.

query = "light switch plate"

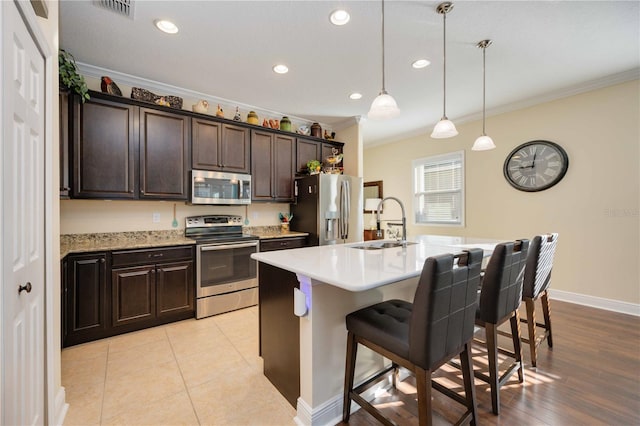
[152,212,161,223]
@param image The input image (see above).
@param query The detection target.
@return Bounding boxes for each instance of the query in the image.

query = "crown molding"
[76,62,334,131]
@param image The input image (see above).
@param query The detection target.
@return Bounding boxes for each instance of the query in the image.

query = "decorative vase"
[311,122,322,138]
[281,223,290,232]
[247,111,259,125]
[280,116,292,132]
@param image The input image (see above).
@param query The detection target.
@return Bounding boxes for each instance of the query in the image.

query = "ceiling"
[59,1,640,147]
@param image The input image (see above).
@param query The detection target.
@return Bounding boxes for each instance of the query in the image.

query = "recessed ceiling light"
[349,92,362,100]
[330,9,350,26]
[154,19,179,34]
[273,64,289,74]
[412,59,431,69]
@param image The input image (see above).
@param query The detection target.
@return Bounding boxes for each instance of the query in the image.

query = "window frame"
[412,150,465,227]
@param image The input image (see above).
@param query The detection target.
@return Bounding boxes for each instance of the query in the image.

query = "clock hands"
[518,149,538,169]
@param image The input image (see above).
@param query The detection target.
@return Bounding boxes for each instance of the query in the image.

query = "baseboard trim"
[295,370,396,426]
[52,386,69,426]
[551,289,640,316]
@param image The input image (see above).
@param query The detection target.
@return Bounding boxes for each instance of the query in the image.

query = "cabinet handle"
[149,253,164,258]
[18,282,32,294]
[141,189,145,194]
[100,258,106,263]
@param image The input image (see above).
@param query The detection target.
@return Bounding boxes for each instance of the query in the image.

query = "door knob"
[18,282,32,294]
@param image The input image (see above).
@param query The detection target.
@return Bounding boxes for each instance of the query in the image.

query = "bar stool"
[521,233,558,367]
[474,239,529,415]
[342,249,484,426]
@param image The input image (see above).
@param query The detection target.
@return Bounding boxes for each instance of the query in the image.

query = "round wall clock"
[503,140,569,192]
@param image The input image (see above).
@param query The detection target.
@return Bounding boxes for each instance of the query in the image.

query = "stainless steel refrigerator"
[291,174,363,246]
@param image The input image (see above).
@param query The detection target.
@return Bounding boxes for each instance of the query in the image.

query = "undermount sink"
[351,241,417,250]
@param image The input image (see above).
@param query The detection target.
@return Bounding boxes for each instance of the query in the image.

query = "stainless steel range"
[185,214,259,319]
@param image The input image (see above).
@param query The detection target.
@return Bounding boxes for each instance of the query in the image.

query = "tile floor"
[62,306,297,425]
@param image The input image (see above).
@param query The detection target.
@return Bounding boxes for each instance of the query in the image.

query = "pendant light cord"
[482,44,486,135]
[442,9,447,118]
[381,0,386,93]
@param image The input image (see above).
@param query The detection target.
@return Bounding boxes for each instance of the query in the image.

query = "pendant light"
[431,2,457,138]
[368,0,400,120]
[472,39,496,151]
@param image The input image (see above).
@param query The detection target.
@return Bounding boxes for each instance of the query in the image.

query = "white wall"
[364,80,639,306]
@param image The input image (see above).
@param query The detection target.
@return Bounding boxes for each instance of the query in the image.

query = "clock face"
[503,140,569,192]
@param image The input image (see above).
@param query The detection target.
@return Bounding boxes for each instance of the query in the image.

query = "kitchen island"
[251,235,501,426]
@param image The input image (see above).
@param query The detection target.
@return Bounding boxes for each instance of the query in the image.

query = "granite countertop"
[247,226,308,239]
[60,227,309,259]
[251,235,501,292]
[60,230,195,258]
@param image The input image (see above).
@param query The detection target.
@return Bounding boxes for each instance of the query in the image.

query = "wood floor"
[337,299,640,425]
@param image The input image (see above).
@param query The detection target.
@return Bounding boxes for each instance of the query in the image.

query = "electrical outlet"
[252,212,259,219]
[152,212,161,223]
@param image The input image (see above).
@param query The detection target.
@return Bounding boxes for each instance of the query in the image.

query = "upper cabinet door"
[192,120,249,173]
[251,130,275,201]
[139,108,190,199]
[72,96,137,199]
[273,134,295,201]
[296,138,321,174]
[221,124,250,173]
[192,117,222,171]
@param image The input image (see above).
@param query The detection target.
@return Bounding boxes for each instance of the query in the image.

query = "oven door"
[196,241,258,298]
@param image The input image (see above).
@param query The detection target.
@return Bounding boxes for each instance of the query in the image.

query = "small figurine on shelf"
[100,76,122,96]
[216,104,224,118]
[323,130,334,140]
[233,107,241,121]
[262,118,269,127]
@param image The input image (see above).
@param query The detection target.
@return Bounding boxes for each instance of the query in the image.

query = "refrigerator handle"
[340,180,350,240]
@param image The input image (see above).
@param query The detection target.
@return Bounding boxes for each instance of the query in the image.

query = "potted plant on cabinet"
[59,49,90,103]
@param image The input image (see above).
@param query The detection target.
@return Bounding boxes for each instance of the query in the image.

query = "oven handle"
[199,241,258,252]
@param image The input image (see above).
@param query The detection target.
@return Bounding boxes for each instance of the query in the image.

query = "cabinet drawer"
[111,246,193,267]
[260,237,306,252]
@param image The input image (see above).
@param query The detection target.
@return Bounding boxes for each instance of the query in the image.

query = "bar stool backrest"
[523,233,558,299]
[409,248,483,369]
[479,240,530,324]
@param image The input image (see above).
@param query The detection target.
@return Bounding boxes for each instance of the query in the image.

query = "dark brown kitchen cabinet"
[111,246,194,331]
[62,245,195,347]
[72,96,137,199]
[139,108,190,199]
[111,265,156,327]
[156,261,194,318]
[62,252,109,347]
[192,118,250,173]
[258,235,309,407]
[295,137,344,174]
[251,130,295,202]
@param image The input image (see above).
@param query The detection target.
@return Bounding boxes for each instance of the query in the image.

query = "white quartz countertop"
[252,234,502,292]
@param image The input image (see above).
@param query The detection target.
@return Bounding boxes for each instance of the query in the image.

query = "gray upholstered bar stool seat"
[521,233,558,367]
[473,239,529,415]
[342,249,484,426]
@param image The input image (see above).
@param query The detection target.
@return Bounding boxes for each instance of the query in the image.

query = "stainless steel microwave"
[190,170,251,205]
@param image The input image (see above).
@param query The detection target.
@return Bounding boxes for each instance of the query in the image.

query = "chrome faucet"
[376,197,407,243]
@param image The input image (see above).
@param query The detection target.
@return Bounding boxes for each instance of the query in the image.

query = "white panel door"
[2,1,46,424]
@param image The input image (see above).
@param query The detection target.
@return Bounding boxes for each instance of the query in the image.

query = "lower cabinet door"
[156,261,194,318]
[63,253,108,347]
[111,265,156,327]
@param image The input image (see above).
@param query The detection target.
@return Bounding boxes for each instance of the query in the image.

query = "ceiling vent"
[96,0,135,19]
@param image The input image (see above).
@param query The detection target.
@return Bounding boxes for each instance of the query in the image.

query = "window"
[412,151,464,225]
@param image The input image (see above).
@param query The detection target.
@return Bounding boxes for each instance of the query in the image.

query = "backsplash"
[60,199,290,234]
